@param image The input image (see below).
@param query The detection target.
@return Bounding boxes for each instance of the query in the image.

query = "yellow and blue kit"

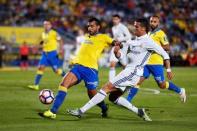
[143,28,169,83]
[39,29,61,70]
[70,33,113,90]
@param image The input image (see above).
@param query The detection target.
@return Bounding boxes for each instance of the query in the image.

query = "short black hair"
[112,14,121,19]
[135,18,149,33]
[88,17,101,26]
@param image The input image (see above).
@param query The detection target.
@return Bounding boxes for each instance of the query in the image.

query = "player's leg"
[67,82,116,117]
[109,69,151,121]
[68,67,151,121]
[49,51,65,77]
[81,66,108,117]
[152,65,186,102]
[50,72,78,113]
[127,65,151,102]
[109,47,118,81]
[28,52,47,90]
[41,65,80,118]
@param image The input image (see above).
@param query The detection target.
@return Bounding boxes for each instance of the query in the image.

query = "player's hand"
[167,71,173,80]
[113,40,123,49]
[114,45,121,58]
[114,45,120,54]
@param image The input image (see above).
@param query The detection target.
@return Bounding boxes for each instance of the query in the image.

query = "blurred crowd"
[0,0,197,66]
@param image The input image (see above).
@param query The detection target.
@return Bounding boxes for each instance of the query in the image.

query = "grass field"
[0,67,197,131]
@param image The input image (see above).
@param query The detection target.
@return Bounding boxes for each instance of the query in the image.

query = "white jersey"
[110,23,132,64]
[112,23,131,43]
[63,44,74,60]
[111,34,169,91]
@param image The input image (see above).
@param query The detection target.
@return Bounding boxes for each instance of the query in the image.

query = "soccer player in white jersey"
[67,18,172,121]
[109,14,132,81]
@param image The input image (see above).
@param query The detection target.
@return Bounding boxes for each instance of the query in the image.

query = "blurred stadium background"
[0,0,197,68]
[1,1,197,131]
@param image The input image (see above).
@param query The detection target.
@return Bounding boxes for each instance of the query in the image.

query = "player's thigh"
[110,67,140,92]
[143,65,151,79]
[81,66,99,90]
[150,65,165,84]
[38,52,48,67]
[47,51,60,71]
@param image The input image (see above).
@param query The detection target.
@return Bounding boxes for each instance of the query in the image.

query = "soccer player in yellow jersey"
[28,20,65,90]
[39,17,119,119]
[127,15,186,103]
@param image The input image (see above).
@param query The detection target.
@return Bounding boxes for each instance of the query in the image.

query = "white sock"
[115,97,138,114]
[109,67,116,81]
[80,90,107,113]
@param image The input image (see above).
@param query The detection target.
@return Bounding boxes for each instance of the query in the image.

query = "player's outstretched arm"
[164,59,173,80]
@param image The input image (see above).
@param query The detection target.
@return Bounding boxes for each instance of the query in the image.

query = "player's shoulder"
[97,33,111,38]
[156,29,167,36]
[49,29,58,34]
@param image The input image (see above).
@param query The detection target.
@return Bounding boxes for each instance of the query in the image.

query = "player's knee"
[110,62,116,68]
[37,69,44,75]
[87,89,97,98]
[56,69,63,75]
[38,66,45,71]
[108,93,118,103]
[158,82,166,89]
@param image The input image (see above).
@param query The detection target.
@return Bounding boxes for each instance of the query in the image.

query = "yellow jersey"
[72,33,113,70]
[42,29,60,52]
[147,28,169,65]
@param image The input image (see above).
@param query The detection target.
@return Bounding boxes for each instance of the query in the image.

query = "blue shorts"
[70,64,98,90]
[39,50,60,71]
[143,65,165,83]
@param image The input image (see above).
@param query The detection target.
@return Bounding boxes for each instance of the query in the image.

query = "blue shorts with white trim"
[70,64,98,90]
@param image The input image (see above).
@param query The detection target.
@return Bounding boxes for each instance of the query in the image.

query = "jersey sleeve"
[144,38,170,60]
[159,31,169,45]
[105,34,113,45]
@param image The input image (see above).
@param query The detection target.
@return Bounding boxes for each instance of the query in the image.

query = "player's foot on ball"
[67,109,83,118]
[101,104,109,118]
[180,88,186,103]
[28,85,39,90]
[38,110,56,119]
[138,108,152,121]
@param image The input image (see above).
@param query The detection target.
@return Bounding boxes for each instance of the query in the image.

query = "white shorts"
[109,44,129,65]
[110,67,140,92]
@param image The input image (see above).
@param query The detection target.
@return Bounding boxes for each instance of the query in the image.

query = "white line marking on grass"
[140,88,197,97]
[140,88,160,94]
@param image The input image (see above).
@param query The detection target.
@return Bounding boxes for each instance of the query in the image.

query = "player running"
[127,15,186,103]
[38,17,120,119]
[28,20,65,90]
[67,18,172,121]
[109,14,132,81]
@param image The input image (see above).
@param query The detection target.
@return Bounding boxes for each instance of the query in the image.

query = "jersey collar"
[149,27,161,35]
[136,34,148,40]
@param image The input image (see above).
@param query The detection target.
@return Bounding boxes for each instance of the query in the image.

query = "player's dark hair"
[151,15,160,19]
[88,17,101,26]
[135,18,149,33]
[112,14,121,19]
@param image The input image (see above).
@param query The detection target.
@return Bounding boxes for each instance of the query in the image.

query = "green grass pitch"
[0,67,197,131]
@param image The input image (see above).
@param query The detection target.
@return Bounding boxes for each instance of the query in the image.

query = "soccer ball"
[39,89,55,104]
